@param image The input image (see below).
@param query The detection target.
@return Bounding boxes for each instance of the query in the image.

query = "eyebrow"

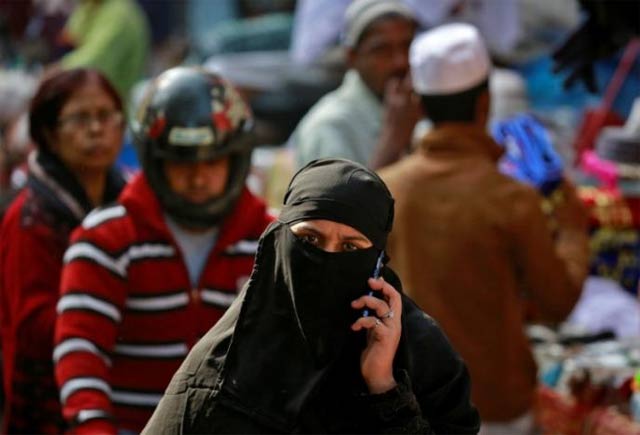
[296,226,323,237]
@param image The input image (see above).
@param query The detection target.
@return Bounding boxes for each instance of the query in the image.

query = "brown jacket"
[379,125,589,422]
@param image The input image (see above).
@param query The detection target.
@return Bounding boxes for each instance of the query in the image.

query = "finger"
[351,295,390,318]
[395,74,414,97]
[410,91,422,108]
[351,315,385,332]
[368,277,402,315]
[402,73,413,91]
[384,76,402,98]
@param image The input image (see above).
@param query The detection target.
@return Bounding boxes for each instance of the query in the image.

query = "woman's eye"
[301,234,319,246]
[342,242,359,252]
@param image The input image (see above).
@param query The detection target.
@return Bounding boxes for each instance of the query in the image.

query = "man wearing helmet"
[53,67,274,433]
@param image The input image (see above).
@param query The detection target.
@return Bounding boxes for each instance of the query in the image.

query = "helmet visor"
[151,124,255,163]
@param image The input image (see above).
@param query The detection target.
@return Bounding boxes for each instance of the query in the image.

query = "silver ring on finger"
[381,309,394,320]
[374,318,382,327]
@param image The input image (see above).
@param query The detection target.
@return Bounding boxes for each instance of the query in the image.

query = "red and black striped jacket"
[54,174,273,434]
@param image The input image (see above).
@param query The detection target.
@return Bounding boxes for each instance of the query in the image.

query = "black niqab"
[215,159,396,432]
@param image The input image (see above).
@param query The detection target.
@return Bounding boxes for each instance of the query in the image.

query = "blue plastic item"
[540,361,563,387]
[115,133,141,179]
[492,114,564,196]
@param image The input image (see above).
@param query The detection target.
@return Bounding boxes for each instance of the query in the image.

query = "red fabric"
[578,186,640,229]
[535,386,640,435]
[623,197,640,229]
[0,189,71,433]
[54,174,273,433]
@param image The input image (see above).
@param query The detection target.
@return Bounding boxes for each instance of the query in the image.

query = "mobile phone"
[362,250,385,317]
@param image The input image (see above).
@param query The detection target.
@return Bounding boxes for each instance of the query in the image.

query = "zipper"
[191,287,200,304]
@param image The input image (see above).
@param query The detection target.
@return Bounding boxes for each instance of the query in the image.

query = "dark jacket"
[143,223,480,435]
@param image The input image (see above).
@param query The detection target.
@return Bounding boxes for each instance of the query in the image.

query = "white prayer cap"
[410,23,491,95]
[343,0,415,48]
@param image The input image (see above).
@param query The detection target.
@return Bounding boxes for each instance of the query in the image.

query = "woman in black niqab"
[143,159,480,435]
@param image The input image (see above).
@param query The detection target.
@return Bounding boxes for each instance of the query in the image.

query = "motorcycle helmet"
[133,67,254,228]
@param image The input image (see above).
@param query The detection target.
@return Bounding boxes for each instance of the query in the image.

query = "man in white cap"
[289,0,421,170]
[379,23,590,434]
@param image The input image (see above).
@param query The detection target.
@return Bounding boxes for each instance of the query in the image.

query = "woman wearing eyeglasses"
[0,68,126,434]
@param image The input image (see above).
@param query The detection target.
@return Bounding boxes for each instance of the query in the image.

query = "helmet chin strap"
[152,150,251,230]
[158,179,238,230]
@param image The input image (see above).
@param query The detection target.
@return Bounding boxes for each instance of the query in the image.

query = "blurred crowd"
[0,0,639,434]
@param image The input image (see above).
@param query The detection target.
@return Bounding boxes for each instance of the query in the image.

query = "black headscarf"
[279,158,394,250]
[214,159,397,432]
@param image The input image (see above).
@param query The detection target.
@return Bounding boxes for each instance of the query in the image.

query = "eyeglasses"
[57,109,123,129]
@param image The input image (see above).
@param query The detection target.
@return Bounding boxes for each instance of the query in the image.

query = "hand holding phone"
[362,250,385,317]
[350,266,403,394]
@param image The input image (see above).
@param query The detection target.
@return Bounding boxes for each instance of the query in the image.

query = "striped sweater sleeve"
[54,211,130,434]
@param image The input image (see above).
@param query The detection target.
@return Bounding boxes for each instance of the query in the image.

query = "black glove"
[551,0,640,93]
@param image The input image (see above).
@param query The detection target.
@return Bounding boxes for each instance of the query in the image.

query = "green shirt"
[290,70,382,168]
[61,0,150,102]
